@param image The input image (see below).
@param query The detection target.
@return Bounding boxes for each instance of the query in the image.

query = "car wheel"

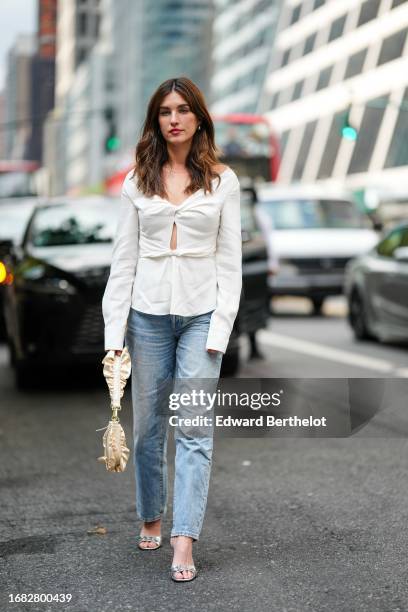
[311,296,324,315]
[15,361,37,390]
[349,290,372,341]
[220,348,240,377]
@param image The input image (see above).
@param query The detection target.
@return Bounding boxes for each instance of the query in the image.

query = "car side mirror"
[394,247,408,262]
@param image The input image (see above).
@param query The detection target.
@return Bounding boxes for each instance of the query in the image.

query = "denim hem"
[138,514,164,523]
[171,530,199,542]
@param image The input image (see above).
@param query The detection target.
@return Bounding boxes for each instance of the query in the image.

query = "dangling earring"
[197,125,201,131]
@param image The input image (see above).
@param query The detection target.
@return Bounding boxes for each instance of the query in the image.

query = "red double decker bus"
[213,113,280,183]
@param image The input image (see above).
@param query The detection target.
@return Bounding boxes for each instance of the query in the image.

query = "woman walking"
[102,77,242,582]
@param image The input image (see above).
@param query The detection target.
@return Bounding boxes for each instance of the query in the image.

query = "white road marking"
[258,329,397,373]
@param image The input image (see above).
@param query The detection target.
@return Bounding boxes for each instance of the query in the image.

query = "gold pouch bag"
[97,348,132,472]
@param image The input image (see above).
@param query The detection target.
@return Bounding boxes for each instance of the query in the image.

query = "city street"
[1,0,408,609]
[244,297,408,378]
[1,298,408,612]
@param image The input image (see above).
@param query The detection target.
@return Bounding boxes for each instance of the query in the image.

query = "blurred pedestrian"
[243,185,278,358]
[102,77,242,582]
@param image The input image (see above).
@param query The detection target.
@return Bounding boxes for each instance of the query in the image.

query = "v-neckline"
[158,168,232,208]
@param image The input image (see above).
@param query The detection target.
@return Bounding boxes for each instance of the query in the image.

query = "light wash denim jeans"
[125,307,223,541]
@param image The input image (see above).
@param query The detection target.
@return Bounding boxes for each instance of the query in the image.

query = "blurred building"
[211,0,281,113]
[38,0,58,57]
[55,0,102,104]
[261,0,408,191]
[44,0,216,194]
[4,34,36,160]
[26,0,57,163]
[44,0,105,194]
[110,0,144,158]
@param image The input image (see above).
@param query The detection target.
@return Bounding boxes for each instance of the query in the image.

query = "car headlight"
[38,278,77,295]
[21,266,77,295]
[0,261,14,286]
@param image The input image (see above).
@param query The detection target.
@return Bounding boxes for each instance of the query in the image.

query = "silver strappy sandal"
[170,564,198,582]
[136,535,162,550]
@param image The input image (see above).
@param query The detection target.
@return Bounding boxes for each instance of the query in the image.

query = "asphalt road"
[1,298,408,612]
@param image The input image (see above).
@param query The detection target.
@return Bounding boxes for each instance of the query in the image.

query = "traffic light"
[340,110,358,141]
[104,107,121,153]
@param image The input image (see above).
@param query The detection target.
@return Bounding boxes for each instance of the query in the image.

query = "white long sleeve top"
[102,167,242,353]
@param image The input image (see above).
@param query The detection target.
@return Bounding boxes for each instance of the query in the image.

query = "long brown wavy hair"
[131,77,222,198]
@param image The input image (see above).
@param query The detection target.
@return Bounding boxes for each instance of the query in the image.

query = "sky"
[0,0,36,90]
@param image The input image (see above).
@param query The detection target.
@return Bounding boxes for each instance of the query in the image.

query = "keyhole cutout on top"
[170,222,177,250]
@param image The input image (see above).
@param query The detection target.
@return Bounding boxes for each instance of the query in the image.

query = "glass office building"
[141,0,214,111]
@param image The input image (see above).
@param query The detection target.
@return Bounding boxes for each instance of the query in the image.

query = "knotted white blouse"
[102,167,242,353]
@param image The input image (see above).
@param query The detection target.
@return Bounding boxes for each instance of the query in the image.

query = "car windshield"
[28,201,119,246]
[259,198,368,230]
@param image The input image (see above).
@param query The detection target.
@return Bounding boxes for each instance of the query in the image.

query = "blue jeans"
[125,307,223,541]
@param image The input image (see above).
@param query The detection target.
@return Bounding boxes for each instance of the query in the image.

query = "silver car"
[255,184,379,314]
[344,223,408,342]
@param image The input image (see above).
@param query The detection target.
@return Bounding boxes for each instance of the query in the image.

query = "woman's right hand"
[107,349,123,356]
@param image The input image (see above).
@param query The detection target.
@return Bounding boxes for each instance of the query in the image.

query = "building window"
[78,12,87,36]
[292,121,317,181]
[292,80,304,101]
[385,88,408,168]
[281,48,290,67]
[290,4,301,25]
[76,47,87,66]
[328,15,346,42]
[344,49,367,79]
[313,0,325,9]
[280,130,290,158]
[303,33,316,55]
[94,13,100,38]
[253,65,264,84]
[257,0,271,12]
[348,97,388,174]
[391,0,406,7]
[271,91,280,109]
[105,66,115,91]
[357,0,381,27]
[316,66,332,91]
[377,29,408,66]
[257,29,266,47]
[316,111,345,179]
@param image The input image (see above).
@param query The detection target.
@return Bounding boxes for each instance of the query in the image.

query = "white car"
[254,184,380,314]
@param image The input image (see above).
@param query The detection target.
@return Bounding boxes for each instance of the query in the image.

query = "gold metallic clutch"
[97,348,132,473]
